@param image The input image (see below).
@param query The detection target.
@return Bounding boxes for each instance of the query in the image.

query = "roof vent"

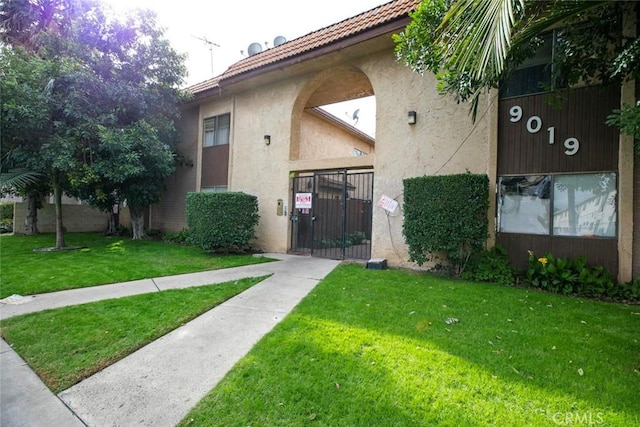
[273,35,287,46]
[247,42,263,56]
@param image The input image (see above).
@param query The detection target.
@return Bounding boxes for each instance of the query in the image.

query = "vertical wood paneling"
[498,86,620,174]
[497,86,621,277]
[201,145,229,187]
[496,234,618,277]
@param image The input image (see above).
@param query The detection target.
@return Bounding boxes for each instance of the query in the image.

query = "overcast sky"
[102,0,389,87]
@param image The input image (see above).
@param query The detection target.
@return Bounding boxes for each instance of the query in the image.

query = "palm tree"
[437,0,608,82]
[396,0,637,131]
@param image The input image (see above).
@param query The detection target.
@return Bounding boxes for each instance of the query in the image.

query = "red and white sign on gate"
[295,192,312,209]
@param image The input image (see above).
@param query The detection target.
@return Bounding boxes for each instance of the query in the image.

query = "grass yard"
[180,263,640,426]
[0,233,274,298]
[0,276,268,393]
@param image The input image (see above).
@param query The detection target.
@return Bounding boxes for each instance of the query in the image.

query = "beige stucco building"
[150,0,638,282]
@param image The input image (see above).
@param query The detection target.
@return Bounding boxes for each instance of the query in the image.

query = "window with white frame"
[203,114,230,147]
[498,173,616,238]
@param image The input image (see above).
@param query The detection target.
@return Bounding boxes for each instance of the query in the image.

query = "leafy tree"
[65,6,188,239]
[0,45,53,234]
[1,0,188,245]
[394,0,639,148]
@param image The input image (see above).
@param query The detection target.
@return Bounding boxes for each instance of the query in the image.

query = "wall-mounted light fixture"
[408,111,417,125]
[264,135,271,145]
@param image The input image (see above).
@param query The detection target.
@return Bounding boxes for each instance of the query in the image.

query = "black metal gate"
[290,170,373,260]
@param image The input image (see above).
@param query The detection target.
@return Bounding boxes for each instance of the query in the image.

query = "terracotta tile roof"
[188,75,221,95]
[189,0,420,95]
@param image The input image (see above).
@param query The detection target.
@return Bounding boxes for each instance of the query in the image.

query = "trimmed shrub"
[403,173,489,275]
[186,192,259,252]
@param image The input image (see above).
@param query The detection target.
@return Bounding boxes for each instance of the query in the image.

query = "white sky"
[102,0,386,137]
[102,0,389,86]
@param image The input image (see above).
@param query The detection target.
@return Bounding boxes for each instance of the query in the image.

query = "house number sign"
[508,105,580,156]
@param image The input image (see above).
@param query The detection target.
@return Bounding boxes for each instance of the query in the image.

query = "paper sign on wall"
[295,192,312,209]
[377,194,398,213]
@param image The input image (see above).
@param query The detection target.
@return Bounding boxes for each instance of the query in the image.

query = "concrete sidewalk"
[0,254,341,427]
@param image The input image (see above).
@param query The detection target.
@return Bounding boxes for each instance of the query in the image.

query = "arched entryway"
[289,66,376,260]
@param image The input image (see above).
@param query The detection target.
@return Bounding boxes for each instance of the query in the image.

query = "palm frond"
[0,169,45,191]
[439,0,524,79]
[438,0,609,80]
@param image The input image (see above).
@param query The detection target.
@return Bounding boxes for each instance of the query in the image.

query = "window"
[353,148,365,156]
[500,32,555,99]
[201,186,227,193]
[203,114,230,147]
[498,173,616,238]
[498,175,551,235]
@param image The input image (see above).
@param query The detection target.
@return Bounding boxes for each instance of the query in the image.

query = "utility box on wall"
[276,199,283,216]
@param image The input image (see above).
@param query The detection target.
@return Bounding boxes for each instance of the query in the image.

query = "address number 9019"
[509,105,579,156]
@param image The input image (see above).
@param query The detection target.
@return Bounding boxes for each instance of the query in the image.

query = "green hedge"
[403,173,489,274]
[186,192,259,252]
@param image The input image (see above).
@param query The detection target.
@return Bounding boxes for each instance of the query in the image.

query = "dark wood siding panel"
[201,145,229,187]
[496,233,618,277]
[498,86,620,175]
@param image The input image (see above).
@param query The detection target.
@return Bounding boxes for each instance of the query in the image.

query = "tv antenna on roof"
[191,35,220,75]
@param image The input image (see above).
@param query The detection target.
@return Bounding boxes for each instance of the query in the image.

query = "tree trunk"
[53,179,65,249]
[130,206,146,240]
[105,203,120,235]
[105,212,117,235]
[23,193,39,235]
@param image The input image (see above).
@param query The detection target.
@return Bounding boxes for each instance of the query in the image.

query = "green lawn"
[180,263,640,426]
[0,277,268,393]
[0,233,273,298]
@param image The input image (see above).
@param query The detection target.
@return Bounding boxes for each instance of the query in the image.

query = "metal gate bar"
[290,170,373,260]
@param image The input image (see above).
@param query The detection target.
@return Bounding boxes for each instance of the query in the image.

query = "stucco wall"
[361,51,491,267]
[150,104,200,232]
[227,78,302,253]
[299,111,373,159]
[155,39,492,263]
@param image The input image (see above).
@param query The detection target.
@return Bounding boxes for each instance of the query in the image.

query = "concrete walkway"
[0,254,341,427]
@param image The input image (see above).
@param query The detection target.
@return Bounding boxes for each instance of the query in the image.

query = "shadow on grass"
[182,264,640,426]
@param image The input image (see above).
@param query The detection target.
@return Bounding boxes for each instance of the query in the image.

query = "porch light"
[408,111,417,125]
[264,135,271,145]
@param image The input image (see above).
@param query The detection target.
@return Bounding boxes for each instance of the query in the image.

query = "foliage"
[186,192,260,253]
[461,244,514,286]
[607,276,640,302]
[163,229,191,245]
[0,202,14,234]
[0,0,189,246]
[318,231,367,249]
[403,173,489,275]
[395,1,639,123]
[607,102,640,155]
[524,251,631,300]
